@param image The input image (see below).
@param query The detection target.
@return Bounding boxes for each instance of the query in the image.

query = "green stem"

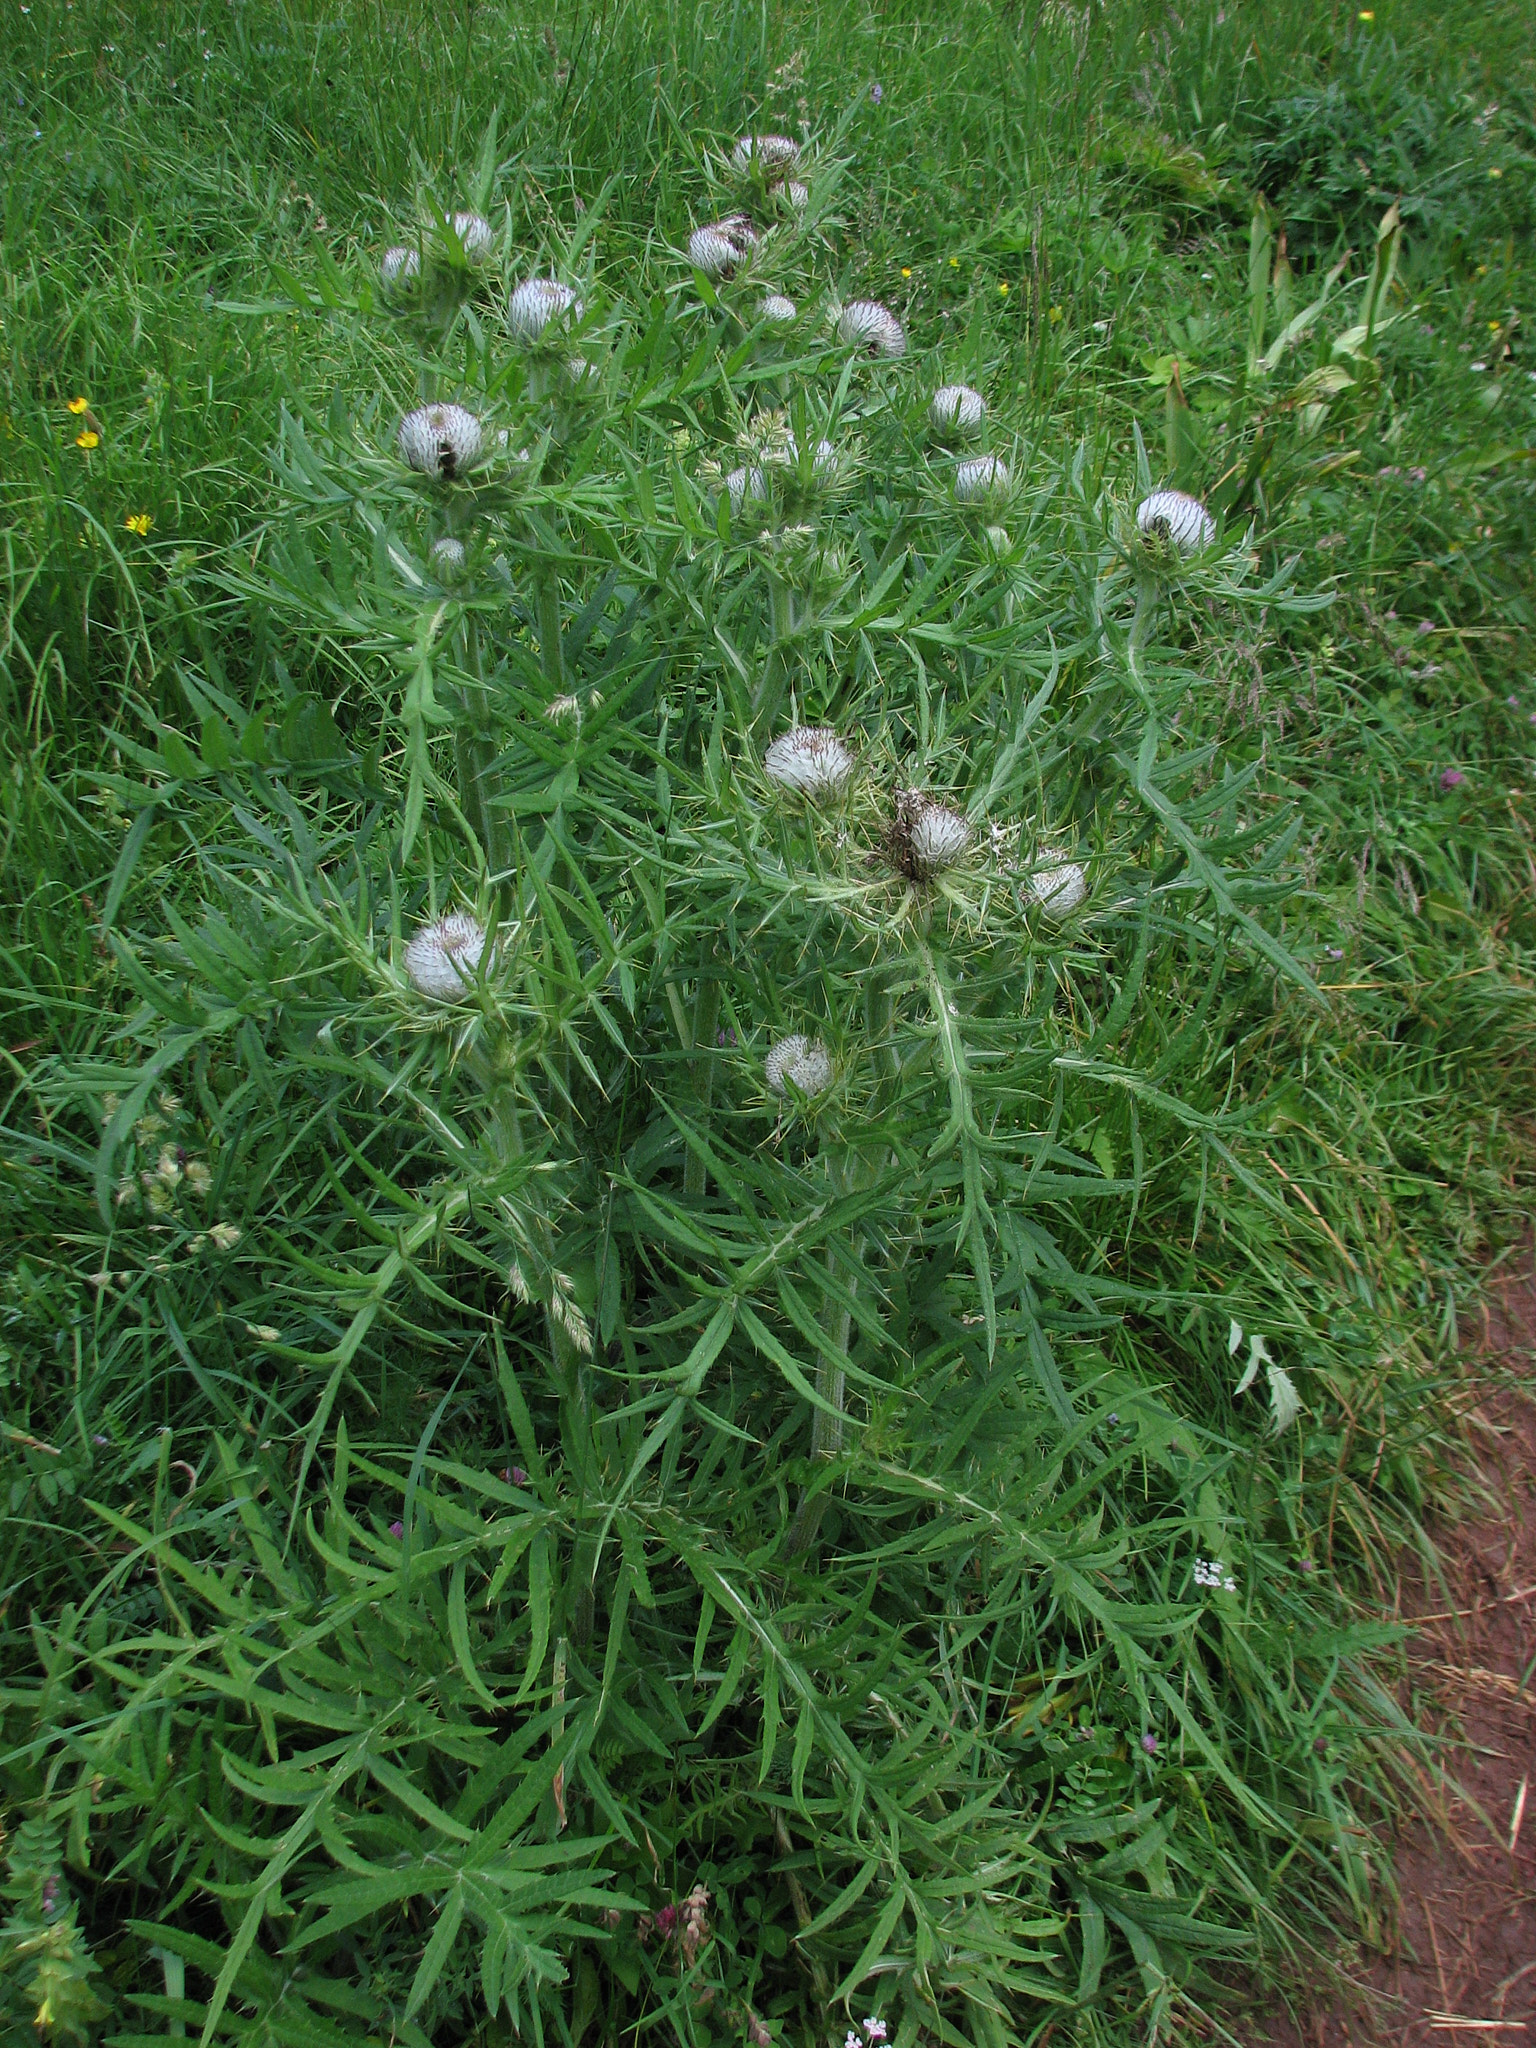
[683,968,721,1200]
[751,571,796,735]
[784,1272,856,1560]
[537,564,565,694]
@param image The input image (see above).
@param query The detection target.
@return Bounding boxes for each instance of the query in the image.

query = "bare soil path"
[1262,1266,1536,2046]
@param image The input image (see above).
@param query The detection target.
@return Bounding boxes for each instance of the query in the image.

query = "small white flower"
[765,1033,834,1098]
[732,133,799,175]
[689,215,759,277]
[891,789,970,877]
[446,209,493,259]
[764,726,853,799]
[404,911,487,1000]
[759,293,798,324]
[508,277,582,339]
[1469,360,1487,373]
[1136,488,1215,552]
[930,383,986,433]
[722,464,769,516]
[954,454,1010,503]
[837,300,906,357]
[429,536,467,581]
[397,403,484,480]
[1028,856,1088,920]
[379,245,420,289]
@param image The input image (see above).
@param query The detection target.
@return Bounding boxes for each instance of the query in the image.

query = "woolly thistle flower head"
[721,465,769,517]
[1028,854,1088,921]
[380,245,421,290]
[764,1033,834,1099]
[507,277,582,340]
[775,179,809,211]
[1136,488,1215,553]
[764,726,854,800]
[429,536,468,582]
[930,384,986,434]
[836,300,906,358]
[404,912,487,1001]
[732,133,799,176]
[397,403,485,480]
[760,293,798,324]
[444,210,493,260]
[888,789,971,879]
[954,454,1011,504]
[688,216,759,278]
[766,431,842,486]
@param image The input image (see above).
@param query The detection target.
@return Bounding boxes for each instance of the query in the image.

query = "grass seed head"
[397,403,484,480]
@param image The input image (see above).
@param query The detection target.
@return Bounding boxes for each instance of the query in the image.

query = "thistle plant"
[22,121,1343,2048]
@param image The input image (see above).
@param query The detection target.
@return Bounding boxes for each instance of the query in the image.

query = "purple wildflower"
[504,1465,529,1486]
[1140,1732,1159,1755]
[388,1519,404,1539]
[1298,1558,1314,1573]
[865,2023,888,2044]
[869,81,883,102]
[1440,769,1466,790]
[1326,946,1345,960]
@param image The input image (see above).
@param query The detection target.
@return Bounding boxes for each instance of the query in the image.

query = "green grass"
[1,2,1534,2045]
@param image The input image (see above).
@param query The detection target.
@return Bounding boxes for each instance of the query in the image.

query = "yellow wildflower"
[67,395,89,414]
[76,430,99,449]
[1488,166,1503,179]
[949,256,959,268]
[1357,8,1373,18]
[998,281,1008,294]
[124,511,153,535]
[1048,305,1063,323]
[901,267,911,278]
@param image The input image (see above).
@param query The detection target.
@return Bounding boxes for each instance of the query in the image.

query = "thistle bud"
[429,536,468,582]
[446,210,493,260]
[954,455,1010,504]
[760,293,798,324]
[722,465,768,516]
[764,726,854,799]
[984,524,1012,557]
[689,216,759,278]
[765,1033,834,1099]
[1028,856,1088,920]
[1135,489,1215,553]
[837,300,906,358]
[397,403,485,480]
[380,245,421,290]
[732,134,799,175]
[888,789,971,878]
[776,180,809,211]
[508,277,582,339]
[930,384,986,433]
[404,912,487,1000]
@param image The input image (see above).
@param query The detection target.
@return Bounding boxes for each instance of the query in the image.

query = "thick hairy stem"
[751,571,796,735]
[537,564,565,694]
[683,968,721,1200]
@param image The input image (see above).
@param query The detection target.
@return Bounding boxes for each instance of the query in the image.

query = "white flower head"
[890,789,971,878]
[954,454,1011,504]
[1136,488,1215,553]
[732,133,799,175]
[760,293,798,324]
[398,403,485,480]
[445,209,493,260]
[930,383,986,433]
[404,911,487,1001]
[765,1033,834,1099]
[508,277,582,339]
[837,300,906,358]
[429,536,468,582]
[776,179,809,211]
[767,432,841,486]
[380,245,420,290]
[764,726,854,800]
[1028,853,1088,920]
[689,215,759,278]
[721,464,768,517]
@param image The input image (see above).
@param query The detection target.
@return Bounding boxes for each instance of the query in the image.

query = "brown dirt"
[1258,1263,1536,2047]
